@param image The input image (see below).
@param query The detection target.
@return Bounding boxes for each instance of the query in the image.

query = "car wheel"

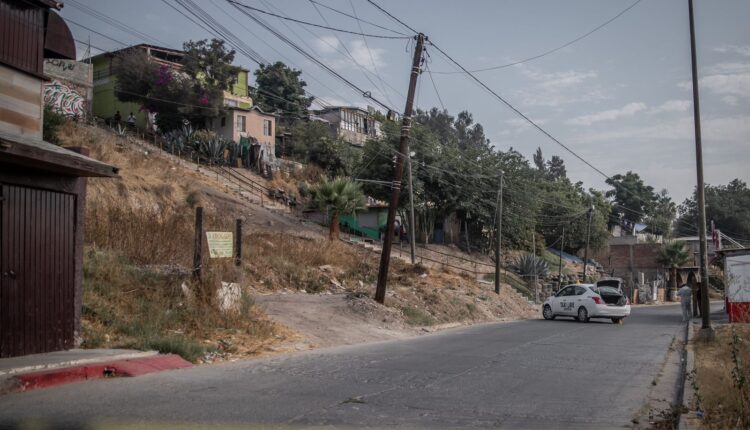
[611,317,624,325]
[577,306,589,323]
[543,305,555,320]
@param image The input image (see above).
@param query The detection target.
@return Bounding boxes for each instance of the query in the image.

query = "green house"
[89,44,252,131]
[339,204,389,240]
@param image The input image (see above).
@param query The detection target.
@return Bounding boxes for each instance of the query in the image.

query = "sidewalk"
[0,349,192,395]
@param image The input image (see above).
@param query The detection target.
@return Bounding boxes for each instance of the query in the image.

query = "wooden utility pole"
[688,0,712,334]
[375,33,426,304]
[193,206,204,279]
[494,173,504,294]
[235,219,242,267]
[558,226,565,291]
[582,205,594,283]
[407,152,416,264]
[532,232,539,303]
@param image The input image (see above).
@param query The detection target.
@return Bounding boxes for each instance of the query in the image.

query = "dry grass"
[694,324,750,429]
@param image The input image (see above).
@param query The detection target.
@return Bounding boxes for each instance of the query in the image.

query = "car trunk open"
[596,287,627,306]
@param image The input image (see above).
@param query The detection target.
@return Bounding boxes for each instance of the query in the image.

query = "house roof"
[0,131,118,177]
[313,106,377,116]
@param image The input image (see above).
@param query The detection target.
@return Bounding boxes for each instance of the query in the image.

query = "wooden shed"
[0,0,118,357]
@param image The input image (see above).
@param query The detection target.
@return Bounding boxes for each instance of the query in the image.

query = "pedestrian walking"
[126,112,136,128]
[677,283,692,322]
[113,110,121,126]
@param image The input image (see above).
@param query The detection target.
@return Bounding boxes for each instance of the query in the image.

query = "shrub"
[43,105,68,144]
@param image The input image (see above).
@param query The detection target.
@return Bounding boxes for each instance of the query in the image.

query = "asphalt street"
[0,304,696,429]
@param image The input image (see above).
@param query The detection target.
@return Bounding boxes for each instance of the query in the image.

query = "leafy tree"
[676,179,750,243]
[647,189,676,238]
[253,61,313,122]
[311,177,366,240]
[546,156,567,181]
[533,147,546,174]
[655,241,690,292]
[605,171,656,225]
[289,121,360,176]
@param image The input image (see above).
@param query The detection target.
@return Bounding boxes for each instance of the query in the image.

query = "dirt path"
[254,293,415,349]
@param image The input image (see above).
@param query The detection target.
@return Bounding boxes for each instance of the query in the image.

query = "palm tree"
[312,177,366,241]
[655,240,690,293]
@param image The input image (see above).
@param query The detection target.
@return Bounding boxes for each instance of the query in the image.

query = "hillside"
[60,122,537,363]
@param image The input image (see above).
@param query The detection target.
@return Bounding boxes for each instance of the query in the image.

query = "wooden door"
[0,184,76,357]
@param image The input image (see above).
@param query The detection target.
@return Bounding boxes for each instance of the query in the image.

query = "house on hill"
[312,106,383,147]
[89,44,276,161]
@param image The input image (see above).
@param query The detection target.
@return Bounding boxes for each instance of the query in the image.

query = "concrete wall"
[42,59,92,118]
[0,64,42,139]
[591,242,666,289]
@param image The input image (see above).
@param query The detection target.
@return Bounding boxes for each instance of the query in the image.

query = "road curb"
[679,322,698,429]
[1,354,192,395]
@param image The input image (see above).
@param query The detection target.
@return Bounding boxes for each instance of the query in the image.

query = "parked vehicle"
[542,284,631,324]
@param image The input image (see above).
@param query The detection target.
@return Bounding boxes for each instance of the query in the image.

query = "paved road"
[0,304,693,429]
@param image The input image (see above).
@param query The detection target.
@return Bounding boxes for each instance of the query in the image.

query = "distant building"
[312,106,383,147]
[43,58,93,119]
[90,44,185,129]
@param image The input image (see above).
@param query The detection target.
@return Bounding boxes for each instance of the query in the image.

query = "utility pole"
[375,33,426,304]
[407,151,416,265]
[688,0,712,335]
[533,232,538,303]
[582,205,594,283]
[558,226,565,291]
[494,172,504,294]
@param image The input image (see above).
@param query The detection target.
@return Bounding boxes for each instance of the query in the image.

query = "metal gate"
[0,184,76,357]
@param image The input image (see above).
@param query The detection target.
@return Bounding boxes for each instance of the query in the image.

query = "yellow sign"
[206,231,233,258]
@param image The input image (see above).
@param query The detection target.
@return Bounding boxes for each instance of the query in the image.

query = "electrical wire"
[431,0,644,74]
[308,0,408,36]
[226,0,410,39]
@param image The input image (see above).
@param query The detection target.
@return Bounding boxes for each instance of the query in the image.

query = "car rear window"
[598,286,621,295]
[597,280,621,288]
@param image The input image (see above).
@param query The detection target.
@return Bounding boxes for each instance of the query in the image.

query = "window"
[263,119,272,136]
[221,117,226,127]
[575,286,587,296]
[236,115,246,132]
[557,286,575,297]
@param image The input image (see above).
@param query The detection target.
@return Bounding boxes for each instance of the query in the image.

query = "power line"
[308,0,408,36]
[348,0,395,108]
[432,0,644,74]
[227,1,399,113]
[226,0,410,39]
[365,0,419,34]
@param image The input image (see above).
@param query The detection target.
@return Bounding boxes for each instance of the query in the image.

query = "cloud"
[678,60,750,103]
[649,99,691,114]
[565,102,647,126]
[714,45,750,57]
[572,115,750,145]
[314,36,340,55]
[502,117,547,134]
[515,67,605,107]
[313,37,386,73]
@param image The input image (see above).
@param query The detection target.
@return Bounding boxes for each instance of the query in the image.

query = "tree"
[533,147,546,174]
[655,241,690,292]
[546,156,567,181]
[647,189,676,238]
[289,121,360,176]
[676,179,750,243]
[253,61,313,122]
[311,177,366,240]
[181,39,240,118]
[605,171,656,225]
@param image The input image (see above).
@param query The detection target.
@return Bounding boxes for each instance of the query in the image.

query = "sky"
[62,0,750,204]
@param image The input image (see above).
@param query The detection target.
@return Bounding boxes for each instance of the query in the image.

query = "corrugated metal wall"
[1,184,76,357]
[0,1,44,77]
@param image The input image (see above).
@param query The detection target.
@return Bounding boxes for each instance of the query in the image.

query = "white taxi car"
[542,284,631,324]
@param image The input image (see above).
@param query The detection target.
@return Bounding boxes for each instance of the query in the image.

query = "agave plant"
[513,253,550,278]
[196,137,227,165]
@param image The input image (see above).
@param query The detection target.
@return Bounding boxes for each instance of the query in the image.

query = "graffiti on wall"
[43,80,87,118]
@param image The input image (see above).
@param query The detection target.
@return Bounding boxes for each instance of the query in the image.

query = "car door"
[556,286,576,315]
[573,286,588,312]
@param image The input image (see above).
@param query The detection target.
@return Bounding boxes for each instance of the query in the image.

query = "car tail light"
[592,296,604,305]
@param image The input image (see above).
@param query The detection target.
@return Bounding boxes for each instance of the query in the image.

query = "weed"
[401,306,434,326]
[143,336,205,363]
